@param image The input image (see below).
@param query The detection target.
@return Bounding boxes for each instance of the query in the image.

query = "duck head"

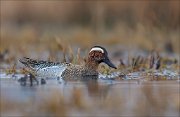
[86,46,117,69]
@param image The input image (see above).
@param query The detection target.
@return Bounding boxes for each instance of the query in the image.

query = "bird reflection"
[81,76,113,99]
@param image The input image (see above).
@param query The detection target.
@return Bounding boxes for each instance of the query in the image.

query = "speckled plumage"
[61,64,99,81]
[19,46,116,81]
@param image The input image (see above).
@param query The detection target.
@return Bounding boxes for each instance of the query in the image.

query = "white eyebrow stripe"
[90,47,104,53]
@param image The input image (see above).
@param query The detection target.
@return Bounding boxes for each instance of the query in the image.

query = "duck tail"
[19,57,37,69]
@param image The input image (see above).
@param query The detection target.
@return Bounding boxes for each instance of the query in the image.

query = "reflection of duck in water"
[19,46,117,82]
[85,79,113,99]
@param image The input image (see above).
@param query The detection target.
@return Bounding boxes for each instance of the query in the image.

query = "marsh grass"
[1,36,179,81]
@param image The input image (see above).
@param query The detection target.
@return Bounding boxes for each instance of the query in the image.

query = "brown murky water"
[0,78,179,117]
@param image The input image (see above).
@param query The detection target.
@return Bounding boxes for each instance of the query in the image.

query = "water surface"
[1,77,179,117]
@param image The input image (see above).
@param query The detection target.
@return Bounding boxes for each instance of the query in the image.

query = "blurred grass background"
[0,1,179,59]
[0,1,180,116]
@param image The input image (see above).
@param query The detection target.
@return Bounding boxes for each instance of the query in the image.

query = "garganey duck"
[19,46,117,81]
